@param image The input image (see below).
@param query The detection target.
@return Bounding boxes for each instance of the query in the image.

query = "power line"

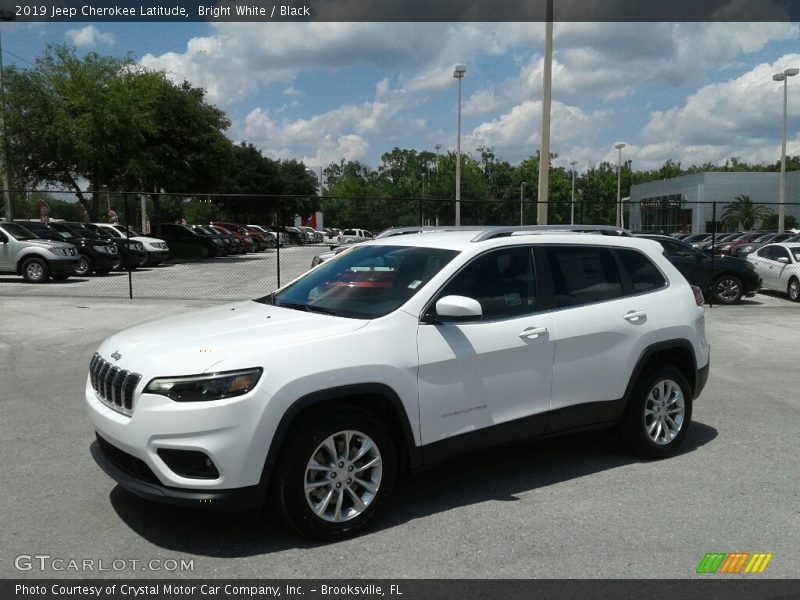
[2,48,35,67]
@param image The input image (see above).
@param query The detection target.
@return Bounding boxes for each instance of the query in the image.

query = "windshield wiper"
[276,302,338,316]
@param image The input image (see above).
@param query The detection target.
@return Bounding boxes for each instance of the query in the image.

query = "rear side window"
[545,246,623,308]
[616,249,667,293]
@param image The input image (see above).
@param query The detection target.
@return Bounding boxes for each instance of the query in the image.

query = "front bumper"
[87,249,120,269]
[145,249,170,263]
[90,437,262,511]
[50,258,81,274]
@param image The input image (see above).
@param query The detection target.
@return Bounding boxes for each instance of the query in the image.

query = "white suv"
[86,227,710,540]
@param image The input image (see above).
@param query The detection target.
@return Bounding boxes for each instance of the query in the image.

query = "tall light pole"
[0,21,13,223]
[774,67,798,233]
[434,143,441,172]
[520,181,527,226]
[615,143,626,228]
[569,160,577,225]
[453,65,466,226]
[537,0,554,226]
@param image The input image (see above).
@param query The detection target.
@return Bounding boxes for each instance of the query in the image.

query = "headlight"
[48,247,68,256]
[144,368,262,402]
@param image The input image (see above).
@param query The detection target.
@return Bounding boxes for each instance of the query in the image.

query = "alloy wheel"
[304,430,383,523]
[644,379,686,445]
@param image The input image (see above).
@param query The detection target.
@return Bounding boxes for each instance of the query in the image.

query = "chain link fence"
[2,190,799,306]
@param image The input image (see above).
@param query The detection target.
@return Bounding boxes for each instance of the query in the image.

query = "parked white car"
[746,243,800,302]
[86,226,710,540]
[91,223,170,266]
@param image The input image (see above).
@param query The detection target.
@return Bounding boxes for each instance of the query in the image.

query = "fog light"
[157,449,220,479]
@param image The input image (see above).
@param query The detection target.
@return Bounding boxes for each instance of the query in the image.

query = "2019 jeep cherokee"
[87,227,710,540]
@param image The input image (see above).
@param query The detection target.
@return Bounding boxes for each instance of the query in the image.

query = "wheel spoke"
[313,488,335,516]
[647,419,658,435]
[354,477,378,493]
[323,437,339,463]
[350,439,374,463]
[354,456,381,473]
[333,488,345,521]
[307,460,333,472]
[305,479,330,492]
[346,487,366,512]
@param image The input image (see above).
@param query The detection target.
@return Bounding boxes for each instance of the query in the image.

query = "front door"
[417,246,554,445]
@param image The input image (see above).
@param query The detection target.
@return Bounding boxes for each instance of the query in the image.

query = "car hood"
[96,300,368,376]
[130,235,165,245]
[22,239,76,251]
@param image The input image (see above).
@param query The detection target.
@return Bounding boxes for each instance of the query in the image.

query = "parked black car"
[637,234,761,304]
[189,225,234,256]
[157,224,222,259]
[80,223,149,270]
[18,221,120,276]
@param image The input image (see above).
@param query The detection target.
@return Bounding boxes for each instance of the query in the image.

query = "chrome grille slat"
[89,353,141,417]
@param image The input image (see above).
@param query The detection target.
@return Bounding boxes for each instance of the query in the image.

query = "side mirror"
[433,295,483,321]
[777,256,790,264]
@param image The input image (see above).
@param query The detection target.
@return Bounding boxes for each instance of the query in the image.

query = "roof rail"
[470,225,633,242]
[375,225,486,239]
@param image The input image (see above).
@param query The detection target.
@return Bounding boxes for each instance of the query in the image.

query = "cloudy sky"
[3,21,800,173]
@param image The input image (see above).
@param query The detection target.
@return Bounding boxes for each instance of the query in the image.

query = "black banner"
[3,580,800,600]
[1,0,800,22]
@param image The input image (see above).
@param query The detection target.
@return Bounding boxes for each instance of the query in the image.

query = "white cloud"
[636,53,800,169]
[65,26,115,49]
[136,22,800,170]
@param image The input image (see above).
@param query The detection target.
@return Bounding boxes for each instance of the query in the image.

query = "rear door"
[542,245,668,425]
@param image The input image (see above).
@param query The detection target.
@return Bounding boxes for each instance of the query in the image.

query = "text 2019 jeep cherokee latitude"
[87,228,710,540]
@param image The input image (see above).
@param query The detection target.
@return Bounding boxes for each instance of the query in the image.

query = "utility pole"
[536,0,553,226]
[0,23,13,223]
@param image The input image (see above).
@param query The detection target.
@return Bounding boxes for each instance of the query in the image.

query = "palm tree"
[720,195,773,230]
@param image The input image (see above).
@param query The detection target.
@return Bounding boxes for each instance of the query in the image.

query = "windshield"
[1,223,38,240]
[262,244,459,319]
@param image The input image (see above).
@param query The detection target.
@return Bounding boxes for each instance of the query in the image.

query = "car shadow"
[108,422,717,556]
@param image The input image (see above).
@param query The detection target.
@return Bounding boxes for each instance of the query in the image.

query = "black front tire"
[272,407,397,541]
[75,255,93,277]
[620,364,693,459]
[712,275,743,305]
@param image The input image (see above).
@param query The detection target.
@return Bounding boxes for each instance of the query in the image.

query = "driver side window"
[437,247,536,320]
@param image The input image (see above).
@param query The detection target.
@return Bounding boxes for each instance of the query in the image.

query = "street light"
[569,161,578,225]
[615,143,626,228]
[773,67,798,233]
[453,64,466,226]
[519,182,527,226]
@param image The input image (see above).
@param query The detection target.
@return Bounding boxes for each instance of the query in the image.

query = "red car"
[210,222,260,252]
[717,232,767,256]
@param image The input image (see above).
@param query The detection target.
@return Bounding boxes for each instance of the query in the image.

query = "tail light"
[691,285,705,306]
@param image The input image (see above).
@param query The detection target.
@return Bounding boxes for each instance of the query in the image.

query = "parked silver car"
[0,222,80,282]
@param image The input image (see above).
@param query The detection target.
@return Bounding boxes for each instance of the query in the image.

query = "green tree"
[721,195,774,230]
[4,45,142,217]
[761,213,798,230]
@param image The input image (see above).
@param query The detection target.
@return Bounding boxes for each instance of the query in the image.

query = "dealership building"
[627,171,800,234]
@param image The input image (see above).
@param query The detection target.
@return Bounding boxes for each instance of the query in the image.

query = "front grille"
[89,353,141,416]
[96,434,160,485]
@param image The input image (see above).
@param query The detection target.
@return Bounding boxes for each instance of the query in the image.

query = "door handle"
[623,310,647,322]
[518,326,548,339]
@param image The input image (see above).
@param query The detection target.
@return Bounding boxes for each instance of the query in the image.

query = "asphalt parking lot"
[1,296,798,579]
